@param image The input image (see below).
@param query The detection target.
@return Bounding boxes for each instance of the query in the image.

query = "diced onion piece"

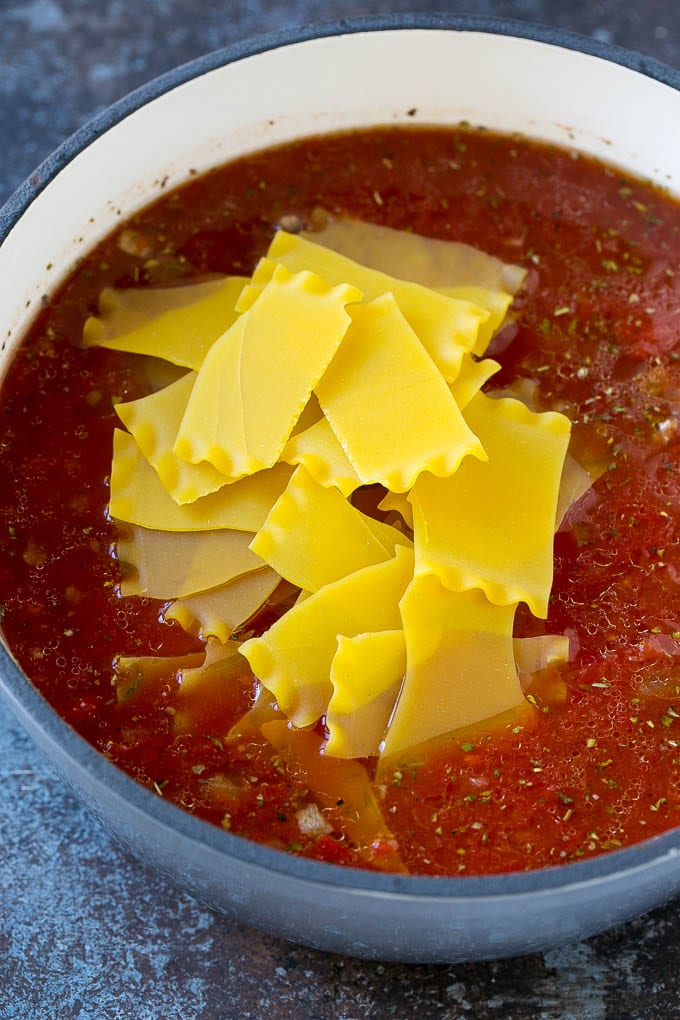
[295,803,333,837]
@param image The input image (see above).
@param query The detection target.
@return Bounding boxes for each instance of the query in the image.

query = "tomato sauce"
[3,126,680,875]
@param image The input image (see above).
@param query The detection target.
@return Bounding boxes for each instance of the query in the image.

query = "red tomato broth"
[2,125,680,875]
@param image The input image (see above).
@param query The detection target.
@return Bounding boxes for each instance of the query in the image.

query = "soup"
[2,125,680,876]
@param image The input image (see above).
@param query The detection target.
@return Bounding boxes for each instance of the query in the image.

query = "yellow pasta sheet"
[116,372,233,504]
[303,219,524,356]
[410,393,570,618]
[114,651,204,703]
[439,286,513,357]
[174,639,249,733]
[281,416,361,497]
[174,263,361,479]
[326,630,406,759]
[487,377,601,529]
[268,231,487,381]
[362,514,413,552]
[380,575,523,763]
[164,566,281,643]
[305,218,526,295]
[315,294,487,491]
[117,525,264,599]
[140,357,188,393]
[378,490,414,530]
[555,452,596,530]
[110,429,291,532]
[250,466,406,592]
[290,393,324,435]
[239,545,414,727]
[448,355,500,410]
[513,634,570,675]
[227,685,281,742]
[83,276,247,369]
[179,639,245,691]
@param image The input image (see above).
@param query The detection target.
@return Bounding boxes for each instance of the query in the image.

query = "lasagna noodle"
[304,218,523,355]
[448,355,501,410]
[164,566,281,643]
[114,651,205,703]
[174,639,248,732]
[227,686,281,742]
[555,452,596,529]
[268,231,488,381]
[410,392,571,618]
[116,372,234,504]
[281,416,361,497]
[513,634,570,675]
[82,276,248,369]
[325,630,406,759]
[362,515,413,553]
[380,575,523,762]
[174,263,362,478]
[439,286,513,356]
[109,429,291,532]
[378,490,414,530]
[249,465,407,592]
[179,638,246,692]
[239,545,414,728]
[304,218,526,295]
[117,525,264,599]
[315,293,487,492]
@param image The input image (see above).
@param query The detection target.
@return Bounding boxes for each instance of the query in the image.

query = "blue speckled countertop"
[3,2,680,1017]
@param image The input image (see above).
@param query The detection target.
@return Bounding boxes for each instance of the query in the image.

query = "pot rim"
[3,11,680,901]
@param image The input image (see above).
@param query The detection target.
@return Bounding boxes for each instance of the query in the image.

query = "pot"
[2,15,680,963]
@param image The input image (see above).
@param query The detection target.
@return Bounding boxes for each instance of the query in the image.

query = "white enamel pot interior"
[2,16,680,963]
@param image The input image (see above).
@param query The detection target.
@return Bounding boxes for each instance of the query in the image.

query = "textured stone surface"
[2,2,680,1018]
[2,0,680,206]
